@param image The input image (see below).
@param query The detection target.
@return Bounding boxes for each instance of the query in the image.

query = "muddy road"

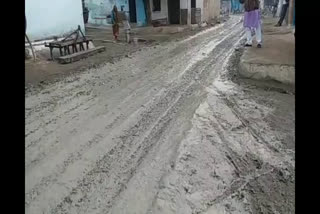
[25,16,295,214]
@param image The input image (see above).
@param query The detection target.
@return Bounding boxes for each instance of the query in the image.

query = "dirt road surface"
[25,16,295,214]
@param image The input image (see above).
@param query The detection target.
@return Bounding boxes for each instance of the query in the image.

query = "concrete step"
[57,46,106,64]
[239,61,295,85]
[239,33,295,85]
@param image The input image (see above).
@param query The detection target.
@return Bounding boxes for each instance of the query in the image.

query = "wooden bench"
[45,25,92,60]
[45,37,92,59]
[57,46,106,64]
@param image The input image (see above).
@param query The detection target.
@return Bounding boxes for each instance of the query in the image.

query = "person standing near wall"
[240,0,263,48]
[111,5,120,41]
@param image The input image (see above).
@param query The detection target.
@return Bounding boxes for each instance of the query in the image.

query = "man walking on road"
[240,0,263,48]
[275,0,289,26]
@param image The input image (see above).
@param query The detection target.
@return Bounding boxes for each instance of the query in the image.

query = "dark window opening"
[168,0,180,24]
[129,0,137,22]
[153,0,161,12]
[191,0,196,8]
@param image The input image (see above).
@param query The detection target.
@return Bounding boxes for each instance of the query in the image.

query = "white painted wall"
[197,0,204,22]
[190,0,220,23]
[150,0,168,20]
[213,0,221,18]
[25,0,85,41]
[207,0,220,20]
[180,0,188,9]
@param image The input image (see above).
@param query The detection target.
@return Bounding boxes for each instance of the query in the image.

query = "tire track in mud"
[25,17,240,161]
[30,19,244,212]
[50,22,245,214]
[25,95,96,147]
[187,58,294,213]
[143,41,294,214]
[25,95,99,173]
[26,16,245,214]
[214,91,294,168]
[26,15,242,188]
[25,87,95,148]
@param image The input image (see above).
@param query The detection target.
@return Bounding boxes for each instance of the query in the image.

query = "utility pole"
[288,0,294,26]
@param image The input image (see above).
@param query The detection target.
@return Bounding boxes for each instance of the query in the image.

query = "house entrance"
[168,0,180,24]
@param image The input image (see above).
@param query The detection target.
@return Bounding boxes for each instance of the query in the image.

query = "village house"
[85,0,220,27]
[25,0,85,41]
[25,0,221,42]
[150,0,221,25]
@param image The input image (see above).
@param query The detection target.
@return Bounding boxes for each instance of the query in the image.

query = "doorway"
[129,0,137,23]
[168,0,180,24]
[191,0,196,8]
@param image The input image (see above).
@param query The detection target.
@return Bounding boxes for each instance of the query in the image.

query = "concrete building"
[150,0,220,25]
[25,0,85,41]
[84,0,220,27]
